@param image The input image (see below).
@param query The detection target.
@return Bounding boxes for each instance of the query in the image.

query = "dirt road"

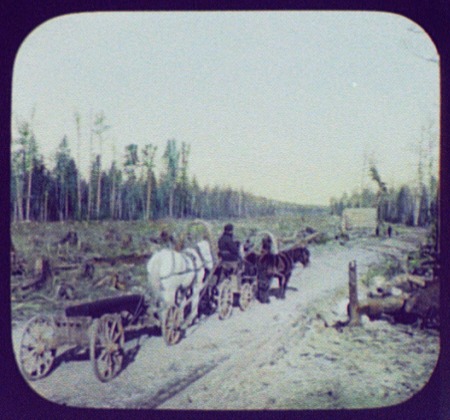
[12,230,439,409]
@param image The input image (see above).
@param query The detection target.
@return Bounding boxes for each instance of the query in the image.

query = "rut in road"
[128,354,230,408]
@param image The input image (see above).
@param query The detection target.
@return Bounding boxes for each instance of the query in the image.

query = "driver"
[218,223,241,262]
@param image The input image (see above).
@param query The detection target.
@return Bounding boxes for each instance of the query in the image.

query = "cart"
[210,256,258,320]
[18,293,190,382]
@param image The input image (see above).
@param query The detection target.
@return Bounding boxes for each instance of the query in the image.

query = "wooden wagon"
[19,293,190,382]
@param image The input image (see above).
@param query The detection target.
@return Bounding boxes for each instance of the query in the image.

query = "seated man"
[217,224,241,278]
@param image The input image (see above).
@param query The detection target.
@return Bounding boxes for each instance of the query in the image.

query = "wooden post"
[348,260,361,326]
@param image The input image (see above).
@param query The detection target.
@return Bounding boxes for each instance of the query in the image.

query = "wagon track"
[12,228,437,409]
[128,355,230,409]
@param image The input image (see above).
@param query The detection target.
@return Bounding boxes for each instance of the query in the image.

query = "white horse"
[146,239,214,325]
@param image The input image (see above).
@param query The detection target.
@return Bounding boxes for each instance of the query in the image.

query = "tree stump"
[60,231,78,246]
[348,261,361,326]
[82,262,95,279]
[121,234,133,248]
[55,283,76,300]
[34,258,52,283]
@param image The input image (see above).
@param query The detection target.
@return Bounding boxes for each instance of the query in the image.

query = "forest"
[11,112,438,226]
[10,113,322,223]
[329,165,438,228]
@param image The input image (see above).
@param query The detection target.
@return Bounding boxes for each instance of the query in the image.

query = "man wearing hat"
[218,223,241,262]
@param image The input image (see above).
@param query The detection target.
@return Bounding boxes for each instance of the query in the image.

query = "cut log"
[19,258,52,292]
[53,264,80,272]
[392,273,426,292]
[358,296,406,318]
[89,252,152,266]
[404,281,439,327]
[65,294,145,318]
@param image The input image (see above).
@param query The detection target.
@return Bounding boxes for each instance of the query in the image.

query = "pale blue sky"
[12,11,439,205]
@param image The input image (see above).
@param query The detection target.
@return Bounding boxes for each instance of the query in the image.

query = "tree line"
[329,165,438,227]
[11,114,319,223]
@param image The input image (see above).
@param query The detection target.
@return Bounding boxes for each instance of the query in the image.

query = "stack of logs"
[348,261,439,329]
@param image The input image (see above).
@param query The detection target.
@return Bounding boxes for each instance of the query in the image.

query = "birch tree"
[74,111,82,220]
[92,112,110,219]
[141,144,157,220]
[15,118,38,222]
[162,139,180,218]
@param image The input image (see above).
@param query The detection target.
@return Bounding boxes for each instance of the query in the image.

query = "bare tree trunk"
[146,173,152,220]
[95,130,105,220]
[169,189,174,218]
[348,261,361,326]
[110,174,116,219]
[16,179,23,222]
[238,189,242,218]
[44,191,48,222]
[76,116,82,221]
[96,161,102,219]
[65,189,69,220]
[25,169,33,221]
[87,184,91,221]
[87,111,93,221]
[413,194,420,226]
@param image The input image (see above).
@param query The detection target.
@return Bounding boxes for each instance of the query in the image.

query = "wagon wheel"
[175,286,184,307]
[162,305,183,345]
[19,315,57,381]
[239,282,255,311]
[251,280,258,298]
[90,315,125,382]
[218,278,233,320]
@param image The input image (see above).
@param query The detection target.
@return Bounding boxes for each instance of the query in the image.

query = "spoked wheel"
[239,282,255,311]
[218,278,233,320]
[162,305,183,346]
[20,315,57,381]
[90,315,125,382]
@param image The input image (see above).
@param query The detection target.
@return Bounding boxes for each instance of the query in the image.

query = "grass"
[11,215,338,318]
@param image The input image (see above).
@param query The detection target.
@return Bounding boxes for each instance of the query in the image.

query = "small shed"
[341,208,377,231]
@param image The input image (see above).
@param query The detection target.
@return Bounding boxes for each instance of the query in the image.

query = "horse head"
[295,246,310,266]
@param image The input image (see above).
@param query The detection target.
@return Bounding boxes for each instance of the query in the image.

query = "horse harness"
[159,245,209,286]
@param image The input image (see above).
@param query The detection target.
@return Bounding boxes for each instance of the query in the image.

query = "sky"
[11,11,440,206]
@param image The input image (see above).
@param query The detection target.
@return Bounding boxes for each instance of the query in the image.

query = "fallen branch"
[89,252,153,266]
[53,264,80,272]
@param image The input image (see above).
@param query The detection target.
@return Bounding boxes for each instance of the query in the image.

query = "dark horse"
[256,236,310,303]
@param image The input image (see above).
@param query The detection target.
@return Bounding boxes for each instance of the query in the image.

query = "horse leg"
[282,276,288,299]
[258,274,271,303]
[278,276,285,299]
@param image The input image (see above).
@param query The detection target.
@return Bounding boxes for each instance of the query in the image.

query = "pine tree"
[162,139,180,218]
[141,144,157,220]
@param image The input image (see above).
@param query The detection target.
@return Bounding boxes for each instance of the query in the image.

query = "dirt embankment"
[12,228,439,409]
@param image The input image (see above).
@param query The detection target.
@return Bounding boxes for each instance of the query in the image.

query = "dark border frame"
[1,1,448,419]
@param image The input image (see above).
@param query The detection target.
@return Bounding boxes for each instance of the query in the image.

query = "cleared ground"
[12,227,439,409]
